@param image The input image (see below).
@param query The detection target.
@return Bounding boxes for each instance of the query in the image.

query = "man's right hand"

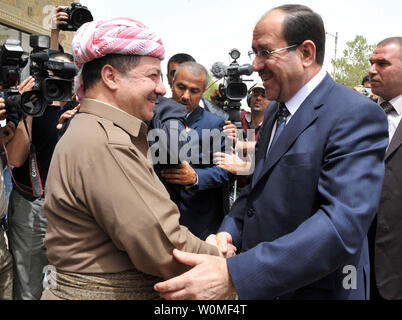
[57,104,80,130]
[210,84,226,107]
[206,232,236,257]
[17,76,35,94]
[52,6,69,30]
[0,97,6,121]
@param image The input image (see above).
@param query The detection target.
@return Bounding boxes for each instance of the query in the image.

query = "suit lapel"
[385,119,402,160]
[251,102,278,186]
[186,106,203,129]
[252,73,334,187]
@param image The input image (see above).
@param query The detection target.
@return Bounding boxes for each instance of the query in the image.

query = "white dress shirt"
[378,94,402,144]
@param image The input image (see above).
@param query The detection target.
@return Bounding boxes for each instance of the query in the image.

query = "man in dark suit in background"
[368,37,402,300]
[160,62,233,240]
[155,4,388,300]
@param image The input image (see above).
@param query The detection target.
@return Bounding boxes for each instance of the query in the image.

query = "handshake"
[206,232,237,258]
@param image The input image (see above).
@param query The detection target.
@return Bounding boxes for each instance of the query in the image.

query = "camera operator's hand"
[52,6,69,30]
[210,84,226,107]
[0,97,6,121]
[353,85,363,93]
[17,76,35,94]
[223,121,237,145]
[57,104,80,130]
[0,122,16,145]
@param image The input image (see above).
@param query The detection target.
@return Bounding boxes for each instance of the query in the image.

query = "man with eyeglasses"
[155,4,388,300]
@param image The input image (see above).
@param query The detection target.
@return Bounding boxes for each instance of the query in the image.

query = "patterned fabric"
[271,103,290,150]
[72,17,165,100]
[380,101,395,114]
[47,269,163,300]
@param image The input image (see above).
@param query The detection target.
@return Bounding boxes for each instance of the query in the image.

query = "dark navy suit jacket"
[219,74,389,300]
[169,106,233,240]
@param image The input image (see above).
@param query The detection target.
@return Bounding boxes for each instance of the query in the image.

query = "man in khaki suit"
[41,18,231,300]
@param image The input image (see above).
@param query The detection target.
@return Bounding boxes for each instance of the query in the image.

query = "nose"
[369,64,377,78]
[156,80,166,96]
[252,56,264,72]
[182,90,190,102]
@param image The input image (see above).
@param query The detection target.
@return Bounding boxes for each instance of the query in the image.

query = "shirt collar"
[378,94,402,116]
[79,98,146,137]
[284,68,327,116]
[245,112,263,128]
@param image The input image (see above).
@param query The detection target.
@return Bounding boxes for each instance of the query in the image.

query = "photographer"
[354,74,379,102]
[5,52,78,300]
[0,75,34,300]
[0,85,14,301]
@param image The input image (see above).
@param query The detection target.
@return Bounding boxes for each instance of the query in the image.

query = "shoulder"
[154,97,187,120]
[326,83,385,118]
[201,108,225,128]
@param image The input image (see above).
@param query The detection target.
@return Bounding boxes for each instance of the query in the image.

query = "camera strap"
[22,117,44,198]
[0,117,44,200]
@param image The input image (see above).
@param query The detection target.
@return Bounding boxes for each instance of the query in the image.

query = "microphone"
[211,62,227,79]
[30,51,49,63]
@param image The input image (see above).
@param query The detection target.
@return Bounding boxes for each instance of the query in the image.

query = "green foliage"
[332,35,376,88]
[203,72,219,100]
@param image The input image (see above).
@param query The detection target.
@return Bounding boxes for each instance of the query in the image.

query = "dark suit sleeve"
[193,118,234,190]
[225,101,389,299]
[149,99,187,166]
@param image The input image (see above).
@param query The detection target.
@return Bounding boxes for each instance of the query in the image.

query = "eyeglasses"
[248,44,299,62]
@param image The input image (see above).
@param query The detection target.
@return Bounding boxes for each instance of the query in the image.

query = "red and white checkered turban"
[72,17,165,100]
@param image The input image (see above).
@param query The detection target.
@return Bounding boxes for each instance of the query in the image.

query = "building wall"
[0,0,77,53]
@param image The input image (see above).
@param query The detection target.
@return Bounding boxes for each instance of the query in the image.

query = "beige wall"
[0,0,77,53]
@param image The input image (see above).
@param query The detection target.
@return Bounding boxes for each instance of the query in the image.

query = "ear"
[299,40,317,67]
[100,64,120,91]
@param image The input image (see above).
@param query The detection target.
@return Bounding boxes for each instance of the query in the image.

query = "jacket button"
[247,208,255,217]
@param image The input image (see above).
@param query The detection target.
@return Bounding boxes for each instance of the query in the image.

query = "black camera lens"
[42,79,73,102]
[71,8,93,29]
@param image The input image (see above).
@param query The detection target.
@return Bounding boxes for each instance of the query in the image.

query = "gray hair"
[173,61,210,90]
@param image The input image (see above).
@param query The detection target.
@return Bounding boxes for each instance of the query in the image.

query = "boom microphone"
[211,62,227,79]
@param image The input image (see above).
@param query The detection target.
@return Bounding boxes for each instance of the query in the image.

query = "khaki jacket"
[44,99,218,280]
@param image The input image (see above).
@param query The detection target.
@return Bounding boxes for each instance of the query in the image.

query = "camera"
[211,49,253,126]
[0,39,28,114]
[358,87,372,98]
[20,34,78,117]
[59,3,93,32]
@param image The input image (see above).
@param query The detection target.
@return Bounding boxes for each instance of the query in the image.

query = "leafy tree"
[332,35,376,88]
[203,72,219,100]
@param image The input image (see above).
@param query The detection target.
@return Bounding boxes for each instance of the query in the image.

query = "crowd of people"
[0,4,401,300]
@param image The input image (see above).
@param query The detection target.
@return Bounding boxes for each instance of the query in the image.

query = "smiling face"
[369,43,402,101]
[116,56,166,121]
[251,10,306,103]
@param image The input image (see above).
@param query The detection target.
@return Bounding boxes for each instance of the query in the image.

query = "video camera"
[59,3,93,32]
[211,49,253,126]
[0,39,28,114]
[20,34,78,117]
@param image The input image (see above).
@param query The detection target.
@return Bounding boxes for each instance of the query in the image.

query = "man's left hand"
[154,249,236,300]
[161,161,197,186]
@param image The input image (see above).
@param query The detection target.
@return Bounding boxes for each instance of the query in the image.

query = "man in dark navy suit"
[160,62,233,240]
[155,4,389,300]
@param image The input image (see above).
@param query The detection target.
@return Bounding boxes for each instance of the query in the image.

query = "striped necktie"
[380,101,395,114]
[270,103,290,149]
